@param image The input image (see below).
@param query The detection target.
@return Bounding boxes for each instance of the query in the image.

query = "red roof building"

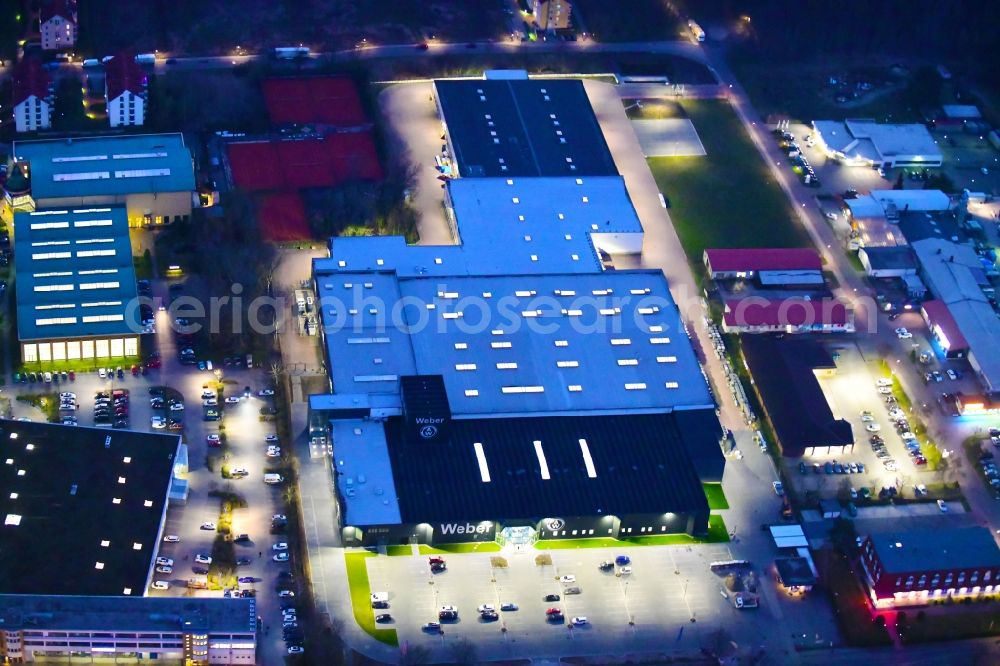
[11,58,52,108]
[704,248,823,278]
[39,0,78,51]
[105,52,147,128]
[11,58,53,133]
[262,78,368,127]
[722,298,853,334]
[921,299,969,357]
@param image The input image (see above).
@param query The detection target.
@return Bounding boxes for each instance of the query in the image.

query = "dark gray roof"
[861,246,918,270]
[742,336,853,457]
[870,527,1000,573]
[434,79,617,178]
[384,411,714,523]
[774,557,816,586]
[0,420,180,596]
[0,595,256,634]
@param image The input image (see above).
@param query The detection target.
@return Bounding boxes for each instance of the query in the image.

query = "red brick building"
[861,527,1000,608]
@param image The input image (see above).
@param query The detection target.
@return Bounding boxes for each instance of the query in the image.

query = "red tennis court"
[262,77,368,127]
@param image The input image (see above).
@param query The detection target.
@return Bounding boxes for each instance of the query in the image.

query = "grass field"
[703,483,729,510]
[535,515,729,550]
[573,0,681,42]
[344,552,398,646]
[646,100,810,267]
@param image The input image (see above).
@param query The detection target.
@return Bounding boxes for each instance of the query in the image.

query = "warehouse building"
[741,336,853,457]
[722,298,854,334]
[309,267,724,546]
[812,119,942,168]
[14,206,141,364]
[0,420,182,596]
[860,526,1000,608]
[858,246,918,279]
[0,595,256,664]
[434,76,618,178]
[5,134,195,226]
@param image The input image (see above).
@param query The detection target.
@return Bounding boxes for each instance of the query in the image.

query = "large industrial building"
[0,421,252,664]
[0,596,256,664]
[5,134,195,227]
[0,420,182,597]
[14,206,142,364]
[309,74,724,548]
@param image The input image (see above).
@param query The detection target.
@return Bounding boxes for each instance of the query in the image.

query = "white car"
[865,423,881,432]
[877,386,893,395]
[572,616,589,626]
[156,565,173,574]
[151,581,170,590]
[163,534,180,543]
[225,396,241,405]
[274,553,289,562]
[477,604,496,613]
[439,605,458,613]
[937,499,948,513]
[265,434,279,443]
[155,557,173,567]
[200,522,217,531]
[99,368,107,379]
[59,392,76,400]
[559,575,576,583]
[169,402,185,412]
[206,434,221,445]
[287,647,304,655]
[266,447,281,458]
[203,398,218,407]
[860,414,875,423]
[617,566,632,576]
[895,327,913,339]
[195,554,212,564]
[258,388,275,397]
[279,590,295,598]
[946,369,957,380]
[884,460,899,471]
[201,389,216,400]
[231,467,249,477]
[875,378,893,388]
[889,408,906,420]
[273,542,288,551]
[150,416,167,429]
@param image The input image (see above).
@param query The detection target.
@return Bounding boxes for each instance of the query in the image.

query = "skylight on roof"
[473,442,491,483]
[579,439,597,478]
[534,440,551,480]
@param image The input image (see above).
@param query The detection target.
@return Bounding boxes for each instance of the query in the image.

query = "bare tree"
[448,638,478,665]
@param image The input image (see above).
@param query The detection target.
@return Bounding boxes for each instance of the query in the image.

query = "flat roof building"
[434,77,617,178]
[7,134,195,226]
[0,420,181,597]
[0,595,256,664]
[722,298,854,334]
[861,527,1000,608]
[812,119,942,168]
[912,238,1000,394]
[14,206,142,364]
[741,336,853,457]
[703,248,822,281]
[858,246,918,278]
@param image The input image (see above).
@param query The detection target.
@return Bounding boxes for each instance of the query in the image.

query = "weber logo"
[420,425,438,439]
[415,417,445,425]
[439,522,493,535]
[544,518,565,531]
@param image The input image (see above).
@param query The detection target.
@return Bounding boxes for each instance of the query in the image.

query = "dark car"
[544,594,560,602]
[260,406,278,416]
[416,42,429,50]
[375,614,393,623]
[372,600,389,609]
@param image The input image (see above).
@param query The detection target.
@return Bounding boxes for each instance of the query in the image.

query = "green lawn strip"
[536,516,729,550]
[16,356,141,375]
[703,482,729,510]
[420,542,501,554]
[646,100,810,267]
[384,545,412,556]
[344,552,398,646]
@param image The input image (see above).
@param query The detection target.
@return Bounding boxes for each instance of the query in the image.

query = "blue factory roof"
[10,133,195,200]
[14,206,141,341]
[313,269,713,415]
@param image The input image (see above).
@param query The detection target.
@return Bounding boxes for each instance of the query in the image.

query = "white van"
[875,378,893,388]
[264,473,283,485]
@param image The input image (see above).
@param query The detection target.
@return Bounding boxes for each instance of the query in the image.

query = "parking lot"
[359,544,786,660]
